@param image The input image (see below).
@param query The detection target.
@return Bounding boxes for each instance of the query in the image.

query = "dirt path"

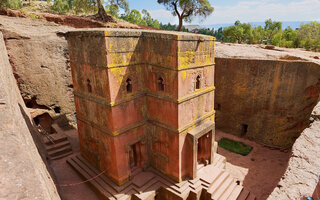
[216,130,291,200]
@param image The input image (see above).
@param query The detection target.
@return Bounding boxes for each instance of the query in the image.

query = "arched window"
[126,78,132,93]
[87,79,92,93]
[158,77,164,91]
[196,75,201,90]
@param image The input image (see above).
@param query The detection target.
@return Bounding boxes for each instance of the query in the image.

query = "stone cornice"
[74,85,215,107]
[76,110,215,137]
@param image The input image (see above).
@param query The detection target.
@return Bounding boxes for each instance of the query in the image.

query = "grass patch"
[218,138,253,156]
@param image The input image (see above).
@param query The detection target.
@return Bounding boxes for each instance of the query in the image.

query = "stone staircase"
[43,124,72,160]
[66,153,257,200]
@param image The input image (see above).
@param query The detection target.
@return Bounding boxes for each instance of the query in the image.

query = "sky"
[126,0,320,25]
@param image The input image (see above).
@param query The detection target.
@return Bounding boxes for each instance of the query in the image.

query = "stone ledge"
[66,28,215,41]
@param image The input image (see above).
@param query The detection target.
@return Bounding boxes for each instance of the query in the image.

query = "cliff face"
[215,55,320,148]
[267,102,320,199]
[0,32,60,200]
[0,16,76,128]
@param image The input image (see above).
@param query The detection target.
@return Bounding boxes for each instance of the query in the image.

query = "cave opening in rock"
[33,113,55,134]
[24,96,50,110]
[241,124,248,137]
[54,106,61,114]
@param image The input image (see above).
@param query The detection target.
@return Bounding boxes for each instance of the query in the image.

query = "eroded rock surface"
[0,15,76,128]
[0,32,60,200]
[268,102,320,200]
[215,43,320,147]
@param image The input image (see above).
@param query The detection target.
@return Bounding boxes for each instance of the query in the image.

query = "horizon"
[127,0,320,26]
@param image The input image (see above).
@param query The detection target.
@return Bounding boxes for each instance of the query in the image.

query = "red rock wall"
[215,58,320,147]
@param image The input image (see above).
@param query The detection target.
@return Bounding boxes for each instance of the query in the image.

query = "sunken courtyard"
[1,15,320,200]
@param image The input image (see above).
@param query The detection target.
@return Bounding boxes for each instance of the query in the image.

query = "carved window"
[126,78,132,93]
[158,77,164,91]
[87,79,92,93]
[196,75,201,90]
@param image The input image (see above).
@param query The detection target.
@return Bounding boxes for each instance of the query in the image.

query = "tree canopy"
[157,0,214,31]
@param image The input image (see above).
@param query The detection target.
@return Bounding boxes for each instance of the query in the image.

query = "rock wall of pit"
[0,16,76,128]
[215,57,320,148]
[0,32,60,199]
[267,102,320,199]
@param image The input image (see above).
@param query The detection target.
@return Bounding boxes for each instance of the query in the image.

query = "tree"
[97,0,128,21]
[106,4,119,18]
[223,21,253,44]
[52,0,72,14]
[142,9,153,26]
[72,0,128,21]
[223,25,244,43]
[264,19,282,44]
[252,26,265,44]
[157,0,214,31]
[121,9,148,26]
[214,27,224,41]
[298,21,320,51]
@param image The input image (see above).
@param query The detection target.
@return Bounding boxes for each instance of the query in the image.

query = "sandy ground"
[50,128,100,200]
[50,128,291,200]
[215,130,291,200]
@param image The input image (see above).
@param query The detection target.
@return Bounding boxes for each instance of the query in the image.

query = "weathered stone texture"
[215,58,320,147]
[0,16,76,128]
[0,32,60,200]
[67,28,216,185]
[268,102,320,200]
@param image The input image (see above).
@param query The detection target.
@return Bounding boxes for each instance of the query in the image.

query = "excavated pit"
[0,15,320,200]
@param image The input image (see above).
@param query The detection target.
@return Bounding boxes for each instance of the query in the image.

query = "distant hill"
[201,21,313,30]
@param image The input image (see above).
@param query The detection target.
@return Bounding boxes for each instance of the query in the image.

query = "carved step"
[207,172,229,194]
[66,155,248,200]
[131,167,142,177]
[67,157,115,200]
[226,185,243,200]
[211,175,233,199]
[48,145,72,157]
[219,182,237,200]
[73,155,132,199]
[50,152,72,160]
[44,133,68,145]
[46,140,70,151]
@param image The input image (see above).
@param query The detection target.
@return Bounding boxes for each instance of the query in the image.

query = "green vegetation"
[0,0,21,9]
[218,138,253,156]
[159,22,188,32]
[157,0,214,31]
[120,9,161,29]
[194,19,320,52]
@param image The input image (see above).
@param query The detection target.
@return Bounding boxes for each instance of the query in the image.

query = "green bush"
[52,0,71,14]
[0,0,22,9]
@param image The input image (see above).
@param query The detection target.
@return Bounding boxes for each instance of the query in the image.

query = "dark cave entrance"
[241,124,248,137]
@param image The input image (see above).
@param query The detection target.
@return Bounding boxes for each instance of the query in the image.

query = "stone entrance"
[197,131,212,167]
[188,121,215,179]
[128,142,142,170]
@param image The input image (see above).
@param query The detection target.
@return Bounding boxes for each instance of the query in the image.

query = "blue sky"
[126,0,320,25]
